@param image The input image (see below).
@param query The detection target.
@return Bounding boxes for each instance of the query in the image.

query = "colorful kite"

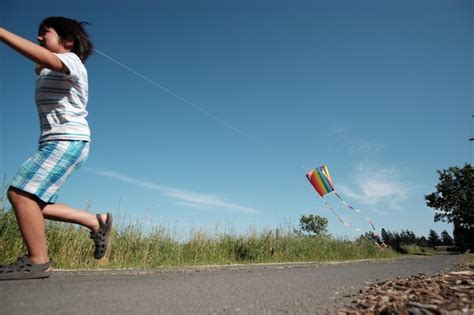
[306,165,335,198]
[306,165,386,248]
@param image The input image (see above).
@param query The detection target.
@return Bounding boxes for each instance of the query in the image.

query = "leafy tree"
[392,231,402,248]
[400,230,417,245]
[380,228,431,252]
[440,230,453,246]
[381,229,402,251]
[428,229,440,248]
[298,214,328,237]
[425,164,474,227]
[425,164,473,251]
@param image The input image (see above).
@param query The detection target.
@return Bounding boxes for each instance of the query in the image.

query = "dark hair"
[38,16,93,62]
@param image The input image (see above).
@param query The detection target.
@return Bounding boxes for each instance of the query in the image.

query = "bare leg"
[42,204,112,260]
[7,187,49,265]
[41,203,107,233]
[7,186,108,265]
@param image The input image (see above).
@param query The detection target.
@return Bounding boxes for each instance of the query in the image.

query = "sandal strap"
[96,213,105,227]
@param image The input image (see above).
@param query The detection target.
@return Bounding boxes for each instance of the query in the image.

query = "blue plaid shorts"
[10,141,89,204]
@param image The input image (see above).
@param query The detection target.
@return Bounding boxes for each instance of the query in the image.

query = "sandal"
[90,212,113,259]
[0,256,52,280]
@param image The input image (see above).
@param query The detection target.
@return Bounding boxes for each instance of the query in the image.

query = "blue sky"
[1,0,472,239]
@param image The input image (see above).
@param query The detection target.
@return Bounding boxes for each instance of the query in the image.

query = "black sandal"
[0,256,52,280]
[90,212,113,259]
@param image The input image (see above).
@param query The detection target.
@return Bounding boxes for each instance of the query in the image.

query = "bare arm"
[0,27,67,73]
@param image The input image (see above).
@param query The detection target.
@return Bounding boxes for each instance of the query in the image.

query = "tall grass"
[0,209,397,269]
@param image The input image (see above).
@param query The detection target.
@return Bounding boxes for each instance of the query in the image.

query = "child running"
[0,16,112,280]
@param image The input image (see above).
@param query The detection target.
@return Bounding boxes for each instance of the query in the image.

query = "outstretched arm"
[0,28,67,73]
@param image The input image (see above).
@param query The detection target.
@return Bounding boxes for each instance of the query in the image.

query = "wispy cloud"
[87,169,258,214]
[328,126,383,156]
[337,163,411,210]
[348,138,383,156]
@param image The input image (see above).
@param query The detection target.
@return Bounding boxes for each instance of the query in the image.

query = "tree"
[298,214,328,237]
[440,230,453,246]
[425,164,474,251]
[425,164,473,227]
[400,230,417,245]
[428,229,440,248]
[452,224,473,252]
[381,229,402,250]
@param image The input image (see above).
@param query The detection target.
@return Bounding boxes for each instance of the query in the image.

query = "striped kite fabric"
[305,165,335,197]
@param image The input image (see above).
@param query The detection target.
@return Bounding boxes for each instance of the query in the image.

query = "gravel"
[329,268,474,315]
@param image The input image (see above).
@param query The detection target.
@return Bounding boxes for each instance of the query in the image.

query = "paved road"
[0,255,461,314]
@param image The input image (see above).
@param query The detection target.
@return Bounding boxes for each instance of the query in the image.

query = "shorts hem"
[8,185,56,204]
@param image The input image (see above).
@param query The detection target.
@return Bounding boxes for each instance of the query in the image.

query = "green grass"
[398,245,437,255]
[0,209,397,269]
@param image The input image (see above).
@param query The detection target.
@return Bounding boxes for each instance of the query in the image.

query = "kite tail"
[333,192,362,213]
[332,192,387,248]
[366,217,376,231]
[333,192,377,231]
[322,199,362,232]
[323,200,385,248]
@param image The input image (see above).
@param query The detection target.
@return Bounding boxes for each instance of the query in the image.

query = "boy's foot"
[0,256,52,280]
[90,212,113,259]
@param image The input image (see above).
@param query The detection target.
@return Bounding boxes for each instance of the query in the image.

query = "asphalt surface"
[0,255,461,314]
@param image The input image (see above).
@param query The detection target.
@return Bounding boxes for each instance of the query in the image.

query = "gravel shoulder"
[330,254,473,315]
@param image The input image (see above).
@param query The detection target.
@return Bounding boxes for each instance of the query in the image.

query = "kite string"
[94,47,311,171]
[93,48,252,139]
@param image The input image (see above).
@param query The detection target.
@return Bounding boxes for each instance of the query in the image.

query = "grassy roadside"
[0,209,400,269]
[398,244,437,255]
